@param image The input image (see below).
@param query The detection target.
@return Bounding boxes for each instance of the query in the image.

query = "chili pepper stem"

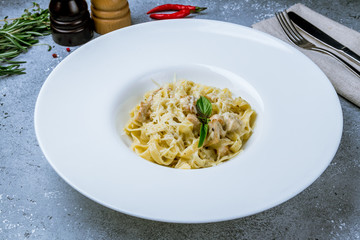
[193,7,207,13]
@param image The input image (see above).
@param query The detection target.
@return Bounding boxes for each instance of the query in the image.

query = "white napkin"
[252,3,360,107]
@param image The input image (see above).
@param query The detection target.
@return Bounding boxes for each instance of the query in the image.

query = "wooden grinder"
[91,0,131,34]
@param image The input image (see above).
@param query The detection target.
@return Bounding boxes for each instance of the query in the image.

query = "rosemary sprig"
[0,2,51,77]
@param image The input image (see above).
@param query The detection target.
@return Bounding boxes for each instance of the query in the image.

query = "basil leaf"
[196,96,212,118]
[197,115,208,124]
[198,123,208,148]
[195,96,212,148]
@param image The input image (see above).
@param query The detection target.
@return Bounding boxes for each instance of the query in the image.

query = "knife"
[288,11,360,65]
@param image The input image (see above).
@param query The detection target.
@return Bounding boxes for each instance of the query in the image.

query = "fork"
[275,11,360,79]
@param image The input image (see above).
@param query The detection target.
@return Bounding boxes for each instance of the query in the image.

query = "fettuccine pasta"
[124,80,256,169]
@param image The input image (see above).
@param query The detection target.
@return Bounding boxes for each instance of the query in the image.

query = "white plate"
[34,19,342,223]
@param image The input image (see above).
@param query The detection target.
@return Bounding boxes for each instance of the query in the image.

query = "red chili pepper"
[147,4,207,14]
[52,53,58,58]
[150,9,191,20]
[66,48,71,52]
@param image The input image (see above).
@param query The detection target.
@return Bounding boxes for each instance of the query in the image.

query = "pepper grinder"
[91,0,131,35]
[49,0,93,46]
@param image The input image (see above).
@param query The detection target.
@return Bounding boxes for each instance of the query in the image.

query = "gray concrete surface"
[1,0,360,239]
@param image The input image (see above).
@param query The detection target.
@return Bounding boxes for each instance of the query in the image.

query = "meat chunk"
[134,100,151,122]
[205,114,226,146]
[186,113,201,133]
[134,88,161,122]
[217,145,230,159]
[223,112,242,133]
[180,96,197,115]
